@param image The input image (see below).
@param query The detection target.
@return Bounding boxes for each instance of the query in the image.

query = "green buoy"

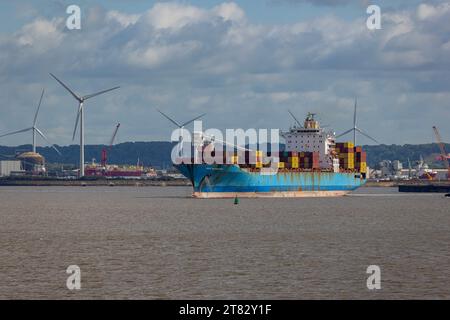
[234,195,240,205]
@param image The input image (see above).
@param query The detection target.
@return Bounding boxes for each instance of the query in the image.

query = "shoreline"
[0,178,191,187]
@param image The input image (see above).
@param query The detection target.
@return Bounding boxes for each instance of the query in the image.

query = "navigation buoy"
[234,195,240,205]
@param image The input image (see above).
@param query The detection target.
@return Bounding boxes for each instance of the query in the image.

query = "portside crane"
[101,123,120,167]
[432,126,450,180]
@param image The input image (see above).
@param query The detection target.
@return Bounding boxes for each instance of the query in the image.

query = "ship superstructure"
[281,112,337,170]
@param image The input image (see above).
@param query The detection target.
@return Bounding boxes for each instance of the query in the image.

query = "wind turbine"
[50,73,120,177]
[157,109,206,159]
[157,109,206,131]
[336,98,379,145]
[0,89,61,155]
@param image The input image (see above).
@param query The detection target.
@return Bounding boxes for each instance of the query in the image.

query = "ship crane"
[288,110,303,128]
[101,123,120,167]
[432,126,450,180]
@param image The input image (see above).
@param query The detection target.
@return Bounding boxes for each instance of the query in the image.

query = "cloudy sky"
[0,0,449,147]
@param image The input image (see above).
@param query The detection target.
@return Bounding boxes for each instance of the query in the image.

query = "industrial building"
[372,158,449,181]
[0,152,47,177]
[0,160,23,177]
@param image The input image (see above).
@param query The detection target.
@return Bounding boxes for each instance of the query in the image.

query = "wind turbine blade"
[72,108,81,141]
[335,128,354,139]
[181,113,206,127]
[355,127,379,144]
[288,110,303,127]
[33,89,45,126]
[157,109,182,128]
[0,127,33,138]
[83,86,120,100]
[50,73,81,102]
[35,127,62,156]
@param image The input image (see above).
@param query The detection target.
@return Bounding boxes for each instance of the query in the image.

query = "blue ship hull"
[176,164,366,198]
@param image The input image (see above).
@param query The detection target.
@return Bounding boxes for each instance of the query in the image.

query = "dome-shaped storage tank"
[16,152,45,174]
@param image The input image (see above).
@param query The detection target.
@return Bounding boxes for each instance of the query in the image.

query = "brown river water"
[0,186,449,299]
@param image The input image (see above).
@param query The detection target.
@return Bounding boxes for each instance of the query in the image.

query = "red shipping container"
[360,152,367,162]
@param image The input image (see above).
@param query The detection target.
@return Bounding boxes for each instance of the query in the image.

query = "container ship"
[176,113,368,198]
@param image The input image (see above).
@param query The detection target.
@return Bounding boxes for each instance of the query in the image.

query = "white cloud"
[145,2,207,30]
[15,18,64,53]
[127,41,202,68]
[0,1,449,145]
[213,2,246,22]
[106,10,140,27]
[417,2,450,20]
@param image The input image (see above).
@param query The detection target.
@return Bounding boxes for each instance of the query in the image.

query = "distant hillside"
[0,142,176,169]
[1,142,449,169]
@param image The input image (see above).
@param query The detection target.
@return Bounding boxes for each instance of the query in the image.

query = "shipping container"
[291,157,299,169]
